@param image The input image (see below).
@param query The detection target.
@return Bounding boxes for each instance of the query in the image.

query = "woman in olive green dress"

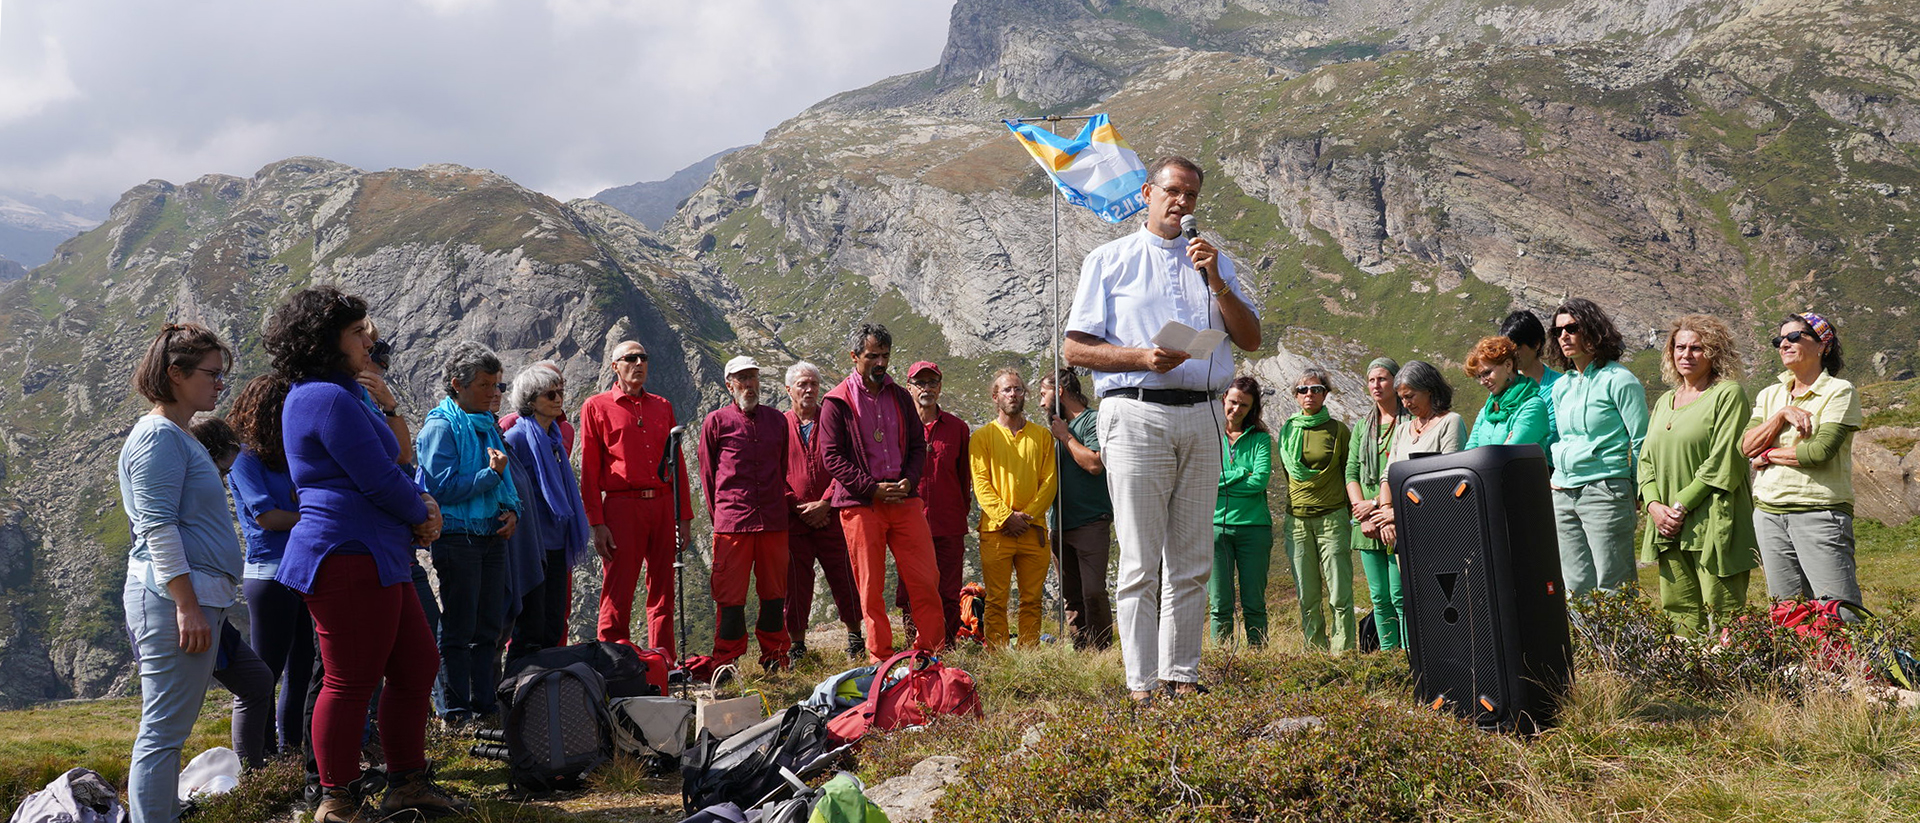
[1345,358,1407,650]
[1637,314,1758,636]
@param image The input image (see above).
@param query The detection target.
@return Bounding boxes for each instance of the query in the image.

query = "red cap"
[906,361,942,379]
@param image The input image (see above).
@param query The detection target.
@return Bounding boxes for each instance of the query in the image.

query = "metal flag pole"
[1009,114,1094,645]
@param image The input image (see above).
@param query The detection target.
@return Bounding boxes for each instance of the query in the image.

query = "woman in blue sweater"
[502,361,591,660]
[227,374,313,756]
[266,287,466,822]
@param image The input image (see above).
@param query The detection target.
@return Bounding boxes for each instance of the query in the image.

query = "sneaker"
[379,767,472,818]
[313,786,372,823]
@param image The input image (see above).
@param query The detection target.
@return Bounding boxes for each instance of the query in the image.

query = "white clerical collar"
[1138,224,1182,249]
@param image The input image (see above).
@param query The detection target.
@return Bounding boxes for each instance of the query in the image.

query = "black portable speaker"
[1387,444,1572,732]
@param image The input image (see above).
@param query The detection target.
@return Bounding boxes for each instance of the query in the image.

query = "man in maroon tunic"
[697,356,792,671]
[902,360,971,648]
[781,361,864,660]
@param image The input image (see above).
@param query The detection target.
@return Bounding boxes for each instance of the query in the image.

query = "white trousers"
[1099,396,1224,692]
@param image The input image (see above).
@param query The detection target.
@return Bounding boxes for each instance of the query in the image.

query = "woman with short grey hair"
[502,361,590,660]
[1366,360,1463,549]
[441,341,503,399]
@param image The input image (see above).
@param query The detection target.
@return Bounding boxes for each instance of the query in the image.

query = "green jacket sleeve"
[1506,396,1551,447]
[1344,420,1366,484]
[1794,422,1856,467]
[1220,431,1273,494]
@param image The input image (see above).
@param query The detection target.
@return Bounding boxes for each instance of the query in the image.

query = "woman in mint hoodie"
[1279,368,1354,652]
[1464,335,1551,454]
[417,341,521,724]
[1545,298,1649,596]
[1210,375,1275,647]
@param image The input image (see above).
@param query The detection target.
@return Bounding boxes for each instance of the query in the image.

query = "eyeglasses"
[541,389,564,401]
[193,367,227,383]
[616,352,649,364]
[1770,330,1815,348]
[1475,368,1496,380]
[1293,385,1328,395]
[1153,183,1200,202]
[1550,322,1583,338]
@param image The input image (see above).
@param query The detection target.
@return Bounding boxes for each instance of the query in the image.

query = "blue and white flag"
[1003,113,1148,223]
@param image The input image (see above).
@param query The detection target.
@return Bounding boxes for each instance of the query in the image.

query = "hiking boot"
[761,655,790,674]
[845,629,865,660]
[788,639,808,662]
[380,767,472,818]
[313,786,372,823]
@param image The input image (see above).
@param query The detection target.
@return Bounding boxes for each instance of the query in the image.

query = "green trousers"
[1289,513,1355,652]
[1209,524,1273,646]
[1657,547,1751,638]
[1357,546,1405,651]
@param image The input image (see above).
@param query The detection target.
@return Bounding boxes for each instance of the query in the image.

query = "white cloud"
[0,0,956,202]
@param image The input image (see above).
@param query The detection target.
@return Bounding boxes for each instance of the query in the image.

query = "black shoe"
[788,640,808,662]
[846,630,865,661]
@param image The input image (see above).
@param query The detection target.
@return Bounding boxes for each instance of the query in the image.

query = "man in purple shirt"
[900,360,970,649]
[820,324,946,661]
[697,356,792,672]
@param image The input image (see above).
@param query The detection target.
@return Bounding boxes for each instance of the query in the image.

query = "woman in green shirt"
[1346,358,1407,650]
[1211,375,1275,647]
[1545,297,1649,596]
[1740,312,1863,605]
[1281,368,1354,652]
[1464,335,1550,453]
[1638,315,1757,636]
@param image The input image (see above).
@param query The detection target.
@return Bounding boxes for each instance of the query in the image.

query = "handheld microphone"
[1180,215,1210,278]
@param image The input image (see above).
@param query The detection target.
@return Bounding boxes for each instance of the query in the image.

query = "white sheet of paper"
[1150,320,1227,356]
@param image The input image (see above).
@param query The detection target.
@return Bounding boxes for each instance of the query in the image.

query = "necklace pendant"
[875,428,884,443]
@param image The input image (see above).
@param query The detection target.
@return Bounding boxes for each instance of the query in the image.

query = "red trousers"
[710,531,791,665]
[304,554,436,788]
[786,523,862,638]
[896,534,965,648]
[841,500,944,661]
[597,494,678,660]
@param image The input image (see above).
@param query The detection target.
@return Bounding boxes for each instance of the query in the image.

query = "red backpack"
[825,649,983,746]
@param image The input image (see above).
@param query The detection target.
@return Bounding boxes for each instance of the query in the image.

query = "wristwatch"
[381,405,400,418]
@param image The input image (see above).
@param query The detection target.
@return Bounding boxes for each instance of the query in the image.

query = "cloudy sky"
[0,0,956,206]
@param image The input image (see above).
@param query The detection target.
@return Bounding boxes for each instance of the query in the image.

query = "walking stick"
[663,424,689,694]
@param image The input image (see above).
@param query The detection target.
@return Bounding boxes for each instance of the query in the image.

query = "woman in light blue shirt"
[1544,298,1649,596]
[118,323,241,823]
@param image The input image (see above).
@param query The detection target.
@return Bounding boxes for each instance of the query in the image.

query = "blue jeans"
[431,533,506,716]
[125,577,226,823]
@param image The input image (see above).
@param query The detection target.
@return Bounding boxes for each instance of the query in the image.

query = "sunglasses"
[1770,330,1816,348]
[617,352,649,364]
[541,389,564,401]
[1293,385,1328,395]
[1550,322,1582,338]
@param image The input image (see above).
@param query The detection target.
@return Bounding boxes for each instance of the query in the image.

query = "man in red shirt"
[580,341,693,660]
[698,356,792,671]
[781,361,864,661]
[820,324,946,661]
[902,361,970,649]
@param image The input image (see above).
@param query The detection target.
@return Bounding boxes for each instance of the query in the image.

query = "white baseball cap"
[724,355,761,377]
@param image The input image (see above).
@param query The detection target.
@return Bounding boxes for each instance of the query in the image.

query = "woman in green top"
[1638,315,1757,636]
[1281,368,1354,652]
[1211,375,1275,647]
[1545,297,1649,596]
[1346,358,1406,651]
[1463,336,1550,453]
[1740,312,1864,605]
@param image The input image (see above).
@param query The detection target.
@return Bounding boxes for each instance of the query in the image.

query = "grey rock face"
[866,755,966,822]
[0,158,770,704]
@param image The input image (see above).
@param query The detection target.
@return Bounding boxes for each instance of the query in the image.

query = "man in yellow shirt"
[970,369,1059,649]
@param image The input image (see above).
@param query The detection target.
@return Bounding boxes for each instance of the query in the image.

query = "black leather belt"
[1101,387,1215,406]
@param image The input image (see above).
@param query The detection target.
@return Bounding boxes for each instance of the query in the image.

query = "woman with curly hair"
[1463,335,1551,453]
[1545,297,1649,596]
[1638,315,1757,636]
[266,286,466,822]
[1210,375,1274,647]
[227,373,315,754]
[119,323,241,823]
[1741,312,1864,605]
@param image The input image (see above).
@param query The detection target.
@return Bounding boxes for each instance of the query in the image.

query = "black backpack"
[680,705,833,812]
[497,661,615,792]
[503,641,661,699]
